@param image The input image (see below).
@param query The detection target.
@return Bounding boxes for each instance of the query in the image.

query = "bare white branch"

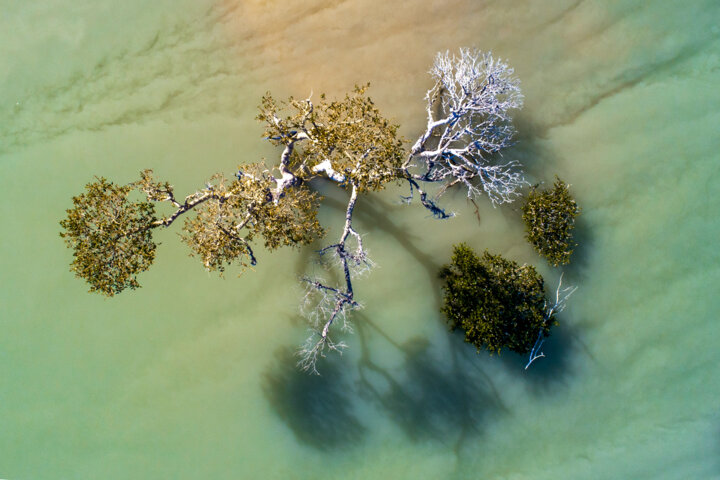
[297,331,348,375]
[405,48,526,209]
[525,333,546,370]
[297,183,370,373]
[525,273,578,370]
[312,159,347,183]
[546,272,578,319]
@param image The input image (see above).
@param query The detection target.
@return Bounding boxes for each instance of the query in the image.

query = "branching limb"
[297,331,348,375]
[524,332,546,370]
[312,159,347,183]
[273,129,311,202]
[400,177,453,219]
[403,48,525,212]
[546,272,578,319]
[216,222,257,266]
[298,182,372,373]
[137,169,181,207]
[525,273,577,370]
[152,189,217,228]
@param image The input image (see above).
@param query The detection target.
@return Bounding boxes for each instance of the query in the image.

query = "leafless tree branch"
[298,182,374,373]
[525,273,578,370]
[403,48,526,212]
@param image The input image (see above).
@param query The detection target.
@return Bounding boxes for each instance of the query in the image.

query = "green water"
[2,1,720,478]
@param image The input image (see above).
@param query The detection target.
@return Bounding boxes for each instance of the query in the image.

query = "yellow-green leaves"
[181,165,323,273]
[136,169,177,204]
[258,85,405,192]
[62,86,401,296]
[59,178,157,296]
[522,177,580,267]
[256,185,323,250]
[180,173,254,273]
[309,85,404,192]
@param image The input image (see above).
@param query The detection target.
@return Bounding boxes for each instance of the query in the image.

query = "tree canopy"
[59,177,157,296]
[402,48,525,210]
[522,177,580,267]
[58,48,574,372]
[439,244,552,355]
[258,84,405,193]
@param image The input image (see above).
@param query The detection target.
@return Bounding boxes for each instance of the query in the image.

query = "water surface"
[1,1,719,478]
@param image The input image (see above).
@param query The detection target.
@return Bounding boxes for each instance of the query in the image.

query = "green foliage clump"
[59,178,157,296]
[522,177,580,267]
[439,244,551,355]
[258,84,405,192]
[61,87,403,296]
[181,165,323,273]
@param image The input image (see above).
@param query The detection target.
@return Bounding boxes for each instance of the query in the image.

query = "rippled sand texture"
[1,1,719,478]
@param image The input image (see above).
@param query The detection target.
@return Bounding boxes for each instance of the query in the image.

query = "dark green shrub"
[522,177,580,267]
[439,244,552,354]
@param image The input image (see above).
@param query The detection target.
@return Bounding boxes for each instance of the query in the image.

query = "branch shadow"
[295,179,590,397]
[354,314,508,451]
[310,187,446,311]
[261,347,366,451]
[495,319,593,395]
[508,115,595,282]
[562,212,594,283]
[281,156,591,438]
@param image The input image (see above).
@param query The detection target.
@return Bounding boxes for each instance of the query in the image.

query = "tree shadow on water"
[563,212,594,283]
[503,115,596,284]
[497,320,593,395]
[354,314,507,451]
[261,347,366,451]
[307,190,447,311]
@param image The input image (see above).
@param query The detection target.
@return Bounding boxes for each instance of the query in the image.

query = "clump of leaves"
[522,177,580,267]
[59,177,157,296]
[257,84,405,192]
[181,164,323,273]
[439,243,551,355]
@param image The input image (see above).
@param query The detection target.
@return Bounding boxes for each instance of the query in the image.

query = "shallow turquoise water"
[1,1,720,478]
